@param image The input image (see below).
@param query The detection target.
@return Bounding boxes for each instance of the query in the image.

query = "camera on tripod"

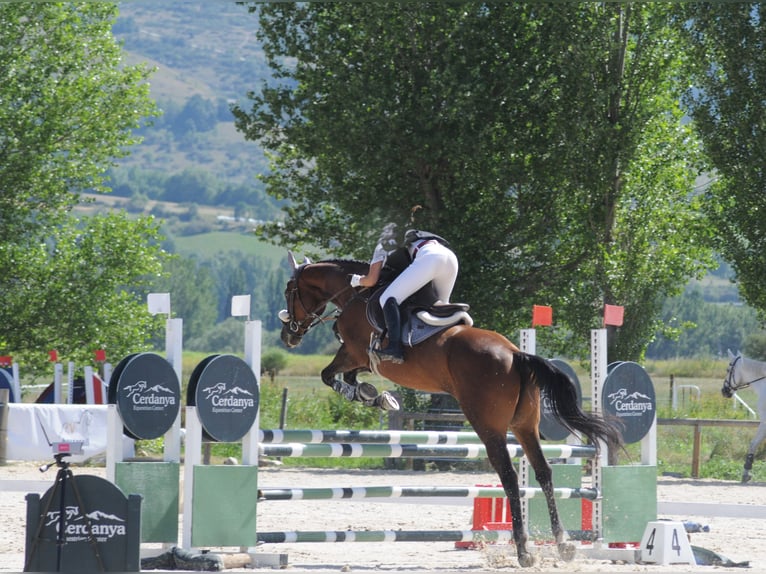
[25,443,142,572]
[51,440,84,456]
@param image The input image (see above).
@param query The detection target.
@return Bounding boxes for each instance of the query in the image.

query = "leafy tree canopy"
[680,4,766,320]
[234,3,714,360]
[0,3,166,377]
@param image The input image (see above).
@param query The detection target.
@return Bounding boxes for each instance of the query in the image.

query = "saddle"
[365,284,473,348]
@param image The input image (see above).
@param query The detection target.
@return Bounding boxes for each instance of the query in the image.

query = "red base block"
[455,485,512,549]
[457,486,599,550]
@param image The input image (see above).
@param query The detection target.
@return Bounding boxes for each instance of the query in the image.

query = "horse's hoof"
[357,382,378,401]
[517,552,535,568]
[377,391,400,411]
[558,542,576,562]
[742,474,751,484]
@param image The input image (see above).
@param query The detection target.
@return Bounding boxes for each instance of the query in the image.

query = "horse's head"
[279,251,369,347]
[279,251,325,348]
[722,349,742,398]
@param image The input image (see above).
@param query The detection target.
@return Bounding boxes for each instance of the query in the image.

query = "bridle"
[280,265,354,339]
[723,355,766,394]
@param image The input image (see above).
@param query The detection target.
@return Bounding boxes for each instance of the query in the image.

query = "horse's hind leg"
[482,433,534,567]
[515,430,575,561]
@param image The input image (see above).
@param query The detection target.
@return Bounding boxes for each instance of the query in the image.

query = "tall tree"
[0,3,164,376]
[234,3,713,360]
[679,4,766,318]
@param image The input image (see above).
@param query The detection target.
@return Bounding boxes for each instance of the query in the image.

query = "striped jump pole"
[258,529,516,544]
[259,442,596,459]
[257,529,595,544]
[259,428,517,445]
[258,485,599,501]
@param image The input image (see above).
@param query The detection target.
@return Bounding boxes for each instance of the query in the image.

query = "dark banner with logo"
[109,353,181,440]
[602,361,656,444]
[25,474,141,572]
[188,354,259,443]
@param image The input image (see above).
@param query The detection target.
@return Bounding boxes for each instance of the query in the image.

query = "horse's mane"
[319,258,369,274]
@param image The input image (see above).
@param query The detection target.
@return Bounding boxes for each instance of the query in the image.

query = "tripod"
[24,453,106,572]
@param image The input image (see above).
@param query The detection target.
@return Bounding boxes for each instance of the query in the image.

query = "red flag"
[0,356,11,367]
[603,304,624,327]
[532,305,553,327]
[94,349,106,362]
[49,350,59,362]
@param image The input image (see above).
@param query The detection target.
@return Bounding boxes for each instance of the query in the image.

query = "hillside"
[112,3,270,186]
[115,3,266,103]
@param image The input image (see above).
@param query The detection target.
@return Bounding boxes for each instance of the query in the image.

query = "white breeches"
[380,243,458,307]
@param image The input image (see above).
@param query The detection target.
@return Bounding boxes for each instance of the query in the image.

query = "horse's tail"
[514,352,623,452]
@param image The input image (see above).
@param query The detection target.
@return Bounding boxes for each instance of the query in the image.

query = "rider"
[349,224,459,364]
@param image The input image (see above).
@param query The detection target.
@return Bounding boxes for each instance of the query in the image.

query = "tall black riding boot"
[377,298,404,364]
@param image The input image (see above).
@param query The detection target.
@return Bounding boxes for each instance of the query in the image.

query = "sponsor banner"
[188,354,259,442]
[602,361,656,444]
[109,353,181,440]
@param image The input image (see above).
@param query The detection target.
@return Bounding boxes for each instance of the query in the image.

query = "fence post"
[692,423,702,478]
[0,389,8,465]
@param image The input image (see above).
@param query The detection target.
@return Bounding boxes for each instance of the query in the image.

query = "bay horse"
[722,349,766,483]
[279,252,622,567]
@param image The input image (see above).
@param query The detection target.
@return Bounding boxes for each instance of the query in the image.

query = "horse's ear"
[728,349,735,359]
[304,256,312,265]
[287,250,298,271]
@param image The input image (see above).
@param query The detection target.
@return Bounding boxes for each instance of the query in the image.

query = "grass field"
[172,231,286,263]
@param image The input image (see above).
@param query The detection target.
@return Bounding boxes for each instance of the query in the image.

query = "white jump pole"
[232,294,261,467]
[517,305,552,530]
[518,327,536,529]
[590,327,608,543]
[53,361,63,404]
[10,362,20,404]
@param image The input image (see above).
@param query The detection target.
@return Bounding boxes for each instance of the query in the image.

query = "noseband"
[283,280,327,339]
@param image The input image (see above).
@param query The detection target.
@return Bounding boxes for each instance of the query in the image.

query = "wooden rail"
[388,412,763,478]
[657,418,761,478]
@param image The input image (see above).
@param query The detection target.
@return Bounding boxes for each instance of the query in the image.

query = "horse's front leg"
[321,347,398,410]
[742,421,766,482]
[321,347,361,401]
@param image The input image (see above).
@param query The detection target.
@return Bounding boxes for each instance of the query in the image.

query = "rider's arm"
[350,243,387,288]
[358,260,383,287]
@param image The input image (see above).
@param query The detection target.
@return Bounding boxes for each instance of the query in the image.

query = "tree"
[234,3,714,360]
[261,349,288,383]
[149,256,219,345]
[0,3,163,376]
[679,4,766,319]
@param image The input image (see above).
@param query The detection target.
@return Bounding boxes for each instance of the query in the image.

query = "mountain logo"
[202,381,256,410]
[44,504,127,542]
[607,388,654,412]
[190,354,259,442]
[123,380,177,408]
